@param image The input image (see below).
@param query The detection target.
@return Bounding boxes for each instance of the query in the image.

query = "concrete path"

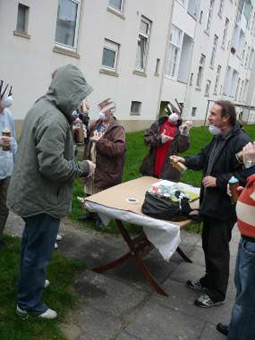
[6,213,238,340]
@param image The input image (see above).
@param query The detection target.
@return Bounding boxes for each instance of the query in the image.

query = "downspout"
[156,0,175,118]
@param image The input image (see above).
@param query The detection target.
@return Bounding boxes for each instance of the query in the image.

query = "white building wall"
[0,0,173,133]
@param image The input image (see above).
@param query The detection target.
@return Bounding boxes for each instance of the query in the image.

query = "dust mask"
[1,96,13,108]
[99,112,106,120]
[168,113,179,123]
[209,125,221,136]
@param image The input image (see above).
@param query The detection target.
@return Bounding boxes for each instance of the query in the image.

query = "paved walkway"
[6,213,238,340]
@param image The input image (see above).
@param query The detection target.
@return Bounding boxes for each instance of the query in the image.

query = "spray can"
[229,176,239,204]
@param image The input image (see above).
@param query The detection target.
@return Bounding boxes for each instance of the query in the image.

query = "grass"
[71,124,255,233]
[0,235,86,340]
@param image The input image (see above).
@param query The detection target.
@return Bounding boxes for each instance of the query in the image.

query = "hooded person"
[0,84,18,248]
[7,64,95,320]
[78,98,126,228]
[139,102,192,181]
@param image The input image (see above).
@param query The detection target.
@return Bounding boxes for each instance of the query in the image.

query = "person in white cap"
[78,98,126,229]
[0,82,18,248]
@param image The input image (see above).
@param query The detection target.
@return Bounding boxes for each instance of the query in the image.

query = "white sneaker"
[17,305,57,319]
[38,308,57,319]
[54,242,58,249]
[44,279,50,288]
[56,234,62,241]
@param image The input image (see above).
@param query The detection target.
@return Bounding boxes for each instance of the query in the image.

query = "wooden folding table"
[84,176,199,296]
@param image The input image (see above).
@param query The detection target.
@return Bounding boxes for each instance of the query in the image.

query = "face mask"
[208,125,222,135]
[1,96,13,108]
[99,112,106,120]
[168,113,179,123]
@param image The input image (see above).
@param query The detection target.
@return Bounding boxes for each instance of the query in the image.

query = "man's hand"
[169,155,185,163]
[90,131,102,143]
[202,176,217,188]
[0,136,11,148]
[243,142,255,164]
[227,183,244,197]
[80,160,96,177]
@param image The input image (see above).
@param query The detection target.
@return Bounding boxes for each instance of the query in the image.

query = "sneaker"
[44,279,50,288]
[17,305,57,319]
[194,294,225,308]
[54,242,59,249]
[216,323,229,336]
[187,279,205,291]
[38,308,57,320]
[56,234,62,241]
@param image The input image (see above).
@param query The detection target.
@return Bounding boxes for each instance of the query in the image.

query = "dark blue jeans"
[18,214,60,314]
[228,237,255,340]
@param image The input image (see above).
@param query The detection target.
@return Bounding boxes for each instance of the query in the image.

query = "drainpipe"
[156,0,175,118]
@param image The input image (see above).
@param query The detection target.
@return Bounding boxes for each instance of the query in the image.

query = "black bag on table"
[141,191,195,221]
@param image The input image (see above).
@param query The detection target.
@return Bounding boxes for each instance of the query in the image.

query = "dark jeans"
[228,237,255,340]
[200,216,234,301]
[18,214,60,314]
[0,177,10,236]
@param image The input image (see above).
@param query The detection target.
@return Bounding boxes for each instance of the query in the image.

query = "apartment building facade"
[0,0,255,133]
[0,0,173,133]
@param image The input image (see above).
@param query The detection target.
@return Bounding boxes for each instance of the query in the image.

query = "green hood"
[45,64,93,121]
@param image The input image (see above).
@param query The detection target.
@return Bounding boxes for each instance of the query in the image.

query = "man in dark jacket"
[171,100,254,308]
[7,65,95,319]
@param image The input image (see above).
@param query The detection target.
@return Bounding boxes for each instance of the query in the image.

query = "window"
[223,66,231,96]
[218,0,224,17]
[177,33,193,83]
[249,48,255,68]
[213,65,221,94]
[222,18,229,49]
[191,107,197,117]
[177,0,186,6]
[188,0,199,18]
[108,0,124,12]
[130,101,141,115]
[205,80,211,96]
[199,10,203,24]
[205,0,215,33]
[210,35,218,68]
[242,42,247,62]
[166,25,182,78]
[245,47,250,68]
[237,30,245,59]
[135,16,152,71]
[55,0,81,49]
[196,54,205,88]
[230,70,238,97]
[102,39,120,70]
[235,77,241,100]
[16,3,29,33]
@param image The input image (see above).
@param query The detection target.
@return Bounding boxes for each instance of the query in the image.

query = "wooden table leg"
[176,246,192,263]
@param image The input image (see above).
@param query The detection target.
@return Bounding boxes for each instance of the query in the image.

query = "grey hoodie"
[7,64,93,218]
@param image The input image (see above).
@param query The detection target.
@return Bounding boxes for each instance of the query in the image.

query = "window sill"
[53,46,80,59]
[154,72,159,77]
[204,30,210,37]
[209,66,214,70]
[13,30,30,39]
[130,113,141,116]
[107,6,125,20]
[204,94,209,97]
[133,70,147,77]
[99,68,119,77]
[195,87,201,91]
[188,12,198,21]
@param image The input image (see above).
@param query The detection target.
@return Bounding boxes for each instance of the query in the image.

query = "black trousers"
[200,216,234,301]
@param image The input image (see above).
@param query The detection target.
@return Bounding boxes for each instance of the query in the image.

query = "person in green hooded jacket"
[7,64,95,319]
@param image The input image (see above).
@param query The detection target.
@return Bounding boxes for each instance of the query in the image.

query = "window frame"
[55,0,81,50]
[196,54,206,89]
[135,16,152,72]
[108,0,124,13]
[213,65,221,95]
[210,34,218,68]
[16,3,30,34]
[218,0,224,18]
[204,79,212,97]
[102,39,120,71]
[165,25,183,79]
[221,17,229,49]
[130,101,142,116]
[205,0,215,34]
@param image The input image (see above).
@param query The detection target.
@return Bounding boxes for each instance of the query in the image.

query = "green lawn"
[0,235,85,340]
[71,124,255,233]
